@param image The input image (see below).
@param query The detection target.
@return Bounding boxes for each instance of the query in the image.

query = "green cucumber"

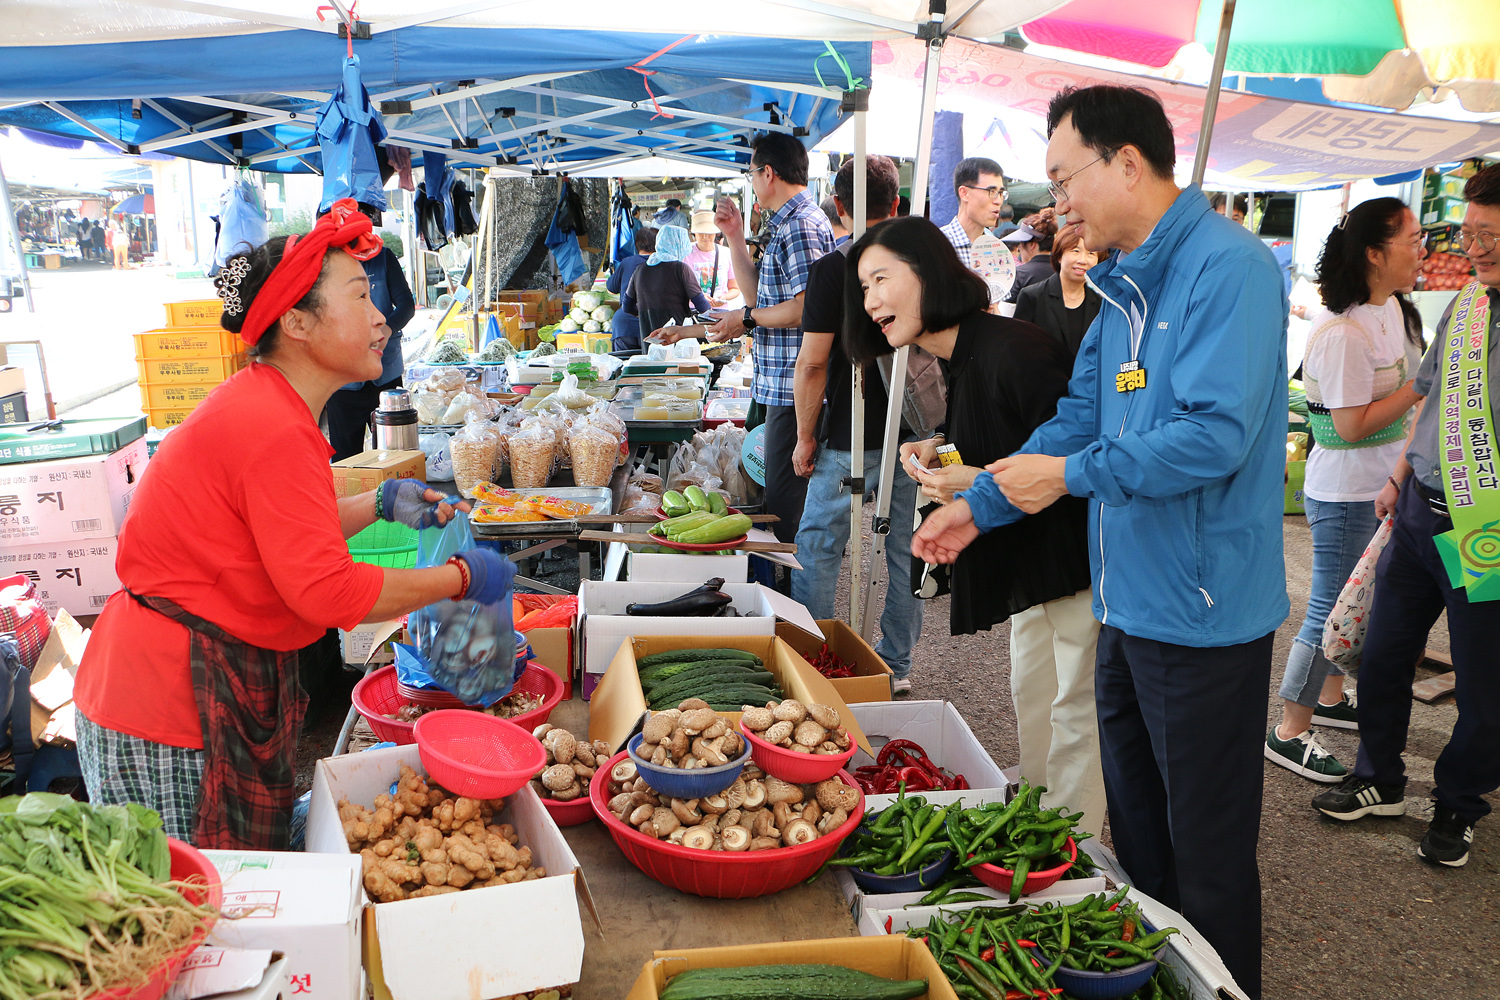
[672,513,752,545]
[661,965,927,1000]
[640,660,773,689]
[645,669,777,703]
[639,656,761,683]
[683,484,710,511]
[636,648,763,668]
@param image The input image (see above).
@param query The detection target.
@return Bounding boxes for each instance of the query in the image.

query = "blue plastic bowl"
[626,731,752,800]
[848,849,954,894]
[1045,919,1166,1000]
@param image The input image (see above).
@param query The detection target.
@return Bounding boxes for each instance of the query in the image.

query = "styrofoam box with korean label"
[626,552,749,583]
[848,700,1011,792]
[0,535,120,617]
[0,436,146,545]
[307,744,594,1000]
[200,851,362,1000]
[859,887,1250,1000]
[577,580,820,676]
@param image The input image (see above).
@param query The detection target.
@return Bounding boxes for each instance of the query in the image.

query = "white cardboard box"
[200,851,363,1000]
[306,744,594,1000]
[578,580,820,676]
[166,949,287,1000]
[848,700,1011,792]
[626,552,748,582]
[0,436,147,545]
[0,535,120,616]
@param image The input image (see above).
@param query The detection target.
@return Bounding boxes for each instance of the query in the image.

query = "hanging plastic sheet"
[212,176,269,272]
[315,55,388,213]
[611,181,637,265]
[545,178,586,286]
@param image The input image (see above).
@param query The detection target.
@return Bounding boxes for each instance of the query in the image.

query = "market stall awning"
[839,38,1500,190]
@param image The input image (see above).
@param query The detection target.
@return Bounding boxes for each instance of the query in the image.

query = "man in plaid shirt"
[710,132,837,543]
[940,156,1008,268]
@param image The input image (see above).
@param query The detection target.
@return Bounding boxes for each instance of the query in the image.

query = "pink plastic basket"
[351,662,564,746]
[970,837,1078,896]
[589,750,864,898]
[413,711,546,799]
[738,720,857,784]
[91,839,222,1000]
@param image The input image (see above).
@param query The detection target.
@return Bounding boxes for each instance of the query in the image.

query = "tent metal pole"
[848,95,869,633]
[859,25,943,643]
[1190,0,1236,187]
[0,150,36,313]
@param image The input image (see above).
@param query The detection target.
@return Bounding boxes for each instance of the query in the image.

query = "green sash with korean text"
[1434,281,1500,602]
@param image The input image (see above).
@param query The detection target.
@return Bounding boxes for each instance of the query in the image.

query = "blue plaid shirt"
[752,191,836,406]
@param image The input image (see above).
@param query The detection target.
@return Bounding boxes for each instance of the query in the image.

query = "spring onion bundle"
[0,793,215,1000]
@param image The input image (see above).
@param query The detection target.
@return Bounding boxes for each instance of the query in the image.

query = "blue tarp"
[0,28,868,174]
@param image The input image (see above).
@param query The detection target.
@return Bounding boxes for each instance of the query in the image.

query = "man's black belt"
[1415,478,1450,518]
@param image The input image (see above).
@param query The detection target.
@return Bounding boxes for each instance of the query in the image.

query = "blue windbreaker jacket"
[958,185,1290,647]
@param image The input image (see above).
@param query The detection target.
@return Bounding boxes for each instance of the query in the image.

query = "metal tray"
[609,400,702,430]
[469,486,614,537]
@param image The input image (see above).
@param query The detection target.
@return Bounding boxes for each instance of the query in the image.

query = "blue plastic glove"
[378,478,465,530]
[454,548,517,605]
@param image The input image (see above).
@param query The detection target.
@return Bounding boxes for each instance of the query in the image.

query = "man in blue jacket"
[914,86,1288,1000]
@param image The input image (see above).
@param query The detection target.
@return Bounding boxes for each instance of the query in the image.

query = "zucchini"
[672,513,752,545]
[706,491,728,515]
[683,485,711,512]
[661,965,927,1000]
[659,511,721,535]
[661,490,692,517]
[636,648,763,669]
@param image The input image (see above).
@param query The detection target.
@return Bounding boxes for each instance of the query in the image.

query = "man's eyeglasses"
[743,164,767,178]
[1047,149,1116,205]
[1459,230,1498,255]
[960,184,1007,202]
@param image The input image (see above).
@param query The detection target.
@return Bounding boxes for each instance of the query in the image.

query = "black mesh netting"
[475,175,610,299]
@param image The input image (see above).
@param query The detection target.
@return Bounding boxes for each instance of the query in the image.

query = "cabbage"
[583,320,602,333]
[569,307,591,323]
[572,291,602,312]
[559,317,580,333]
[590,305,615,323]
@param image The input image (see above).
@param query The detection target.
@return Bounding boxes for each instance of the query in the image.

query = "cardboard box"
[624,935,959,1000]
[0,366,25,398]
[338,620,405,666]
[166,949,289,1000]
[329,450,427,499]
[0,535,120,617]
[627,552,748,582]
[524,623,573,697]
[777,619,894,703]
[201,851,363,1000]
[306,745,592,1000]
[588,634,873,756]
[848,700,1011,791]
[1420,195,1466,228]
[577,580,821,677]
[0,391,28,425]
[0,436,146,545]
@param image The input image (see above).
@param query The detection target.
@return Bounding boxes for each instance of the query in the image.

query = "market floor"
[298,515,1499,1000]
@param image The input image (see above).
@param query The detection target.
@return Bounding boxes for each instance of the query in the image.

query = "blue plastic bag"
[399,512,517,705]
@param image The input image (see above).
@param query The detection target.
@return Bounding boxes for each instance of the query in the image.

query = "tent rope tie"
[627,34,697,121]
[315,0,360,59]
[814,41,864,93]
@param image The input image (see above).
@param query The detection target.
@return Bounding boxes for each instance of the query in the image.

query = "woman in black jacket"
[1012,223,1100,360]
[846,216,1104,837]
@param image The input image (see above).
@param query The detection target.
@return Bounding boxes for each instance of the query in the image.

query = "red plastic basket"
[738,721,857,784]
[970,837,1077,896]
[541,794,597,827]
[352,662,564,746]
[414,711,547,799]
[91,839,223,1000]
[588,750,864,898]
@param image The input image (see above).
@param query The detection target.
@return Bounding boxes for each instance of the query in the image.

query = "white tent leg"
[1191,0,1237,187]
[847,95,869,633]
[0,151,36,312]
[859,30,943,643]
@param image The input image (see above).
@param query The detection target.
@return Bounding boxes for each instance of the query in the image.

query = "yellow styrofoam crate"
[145,404,198,430]
[138,380,220,409]
[135,329,242,359]
[136,353,246,383]
[164,299,224,328]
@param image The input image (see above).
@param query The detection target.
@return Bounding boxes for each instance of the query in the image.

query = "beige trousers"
[1010,587,1106,838]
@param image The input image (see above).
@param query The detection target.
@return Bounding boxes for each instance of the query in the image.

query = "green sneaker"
[1311,693,1359,730]
[1265,727,1349,783]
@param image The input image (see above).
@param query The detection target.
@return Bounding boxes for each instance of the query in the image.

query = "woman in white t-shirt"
[685,210,737,307]
[1267,197,1428,783]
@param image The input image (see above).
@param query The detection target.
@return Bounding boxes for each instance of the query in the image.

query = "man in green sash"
[1313,164,1500,868]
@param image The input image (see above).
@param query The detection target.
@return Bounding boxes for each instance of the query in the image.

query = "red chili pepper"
[1015,939,1036,948]
[885,916,893,934]
[979,946,996,962]
[877,738,927,767]
[897,765,933,790]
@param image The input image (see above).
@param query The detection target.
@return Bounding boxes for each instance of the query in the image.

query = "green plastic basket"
[349,520,419,568]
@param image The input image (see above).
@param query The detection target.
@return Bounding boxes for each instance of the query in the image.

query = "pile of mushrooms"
[605,759,861,851]
[740,698,853,755]
[530,725,611,802]
[638,699,746,769]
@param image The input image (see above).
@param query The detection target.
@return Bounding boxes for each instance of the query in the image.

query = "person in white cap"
[1004,209,1059,302]
[685,210,738,308]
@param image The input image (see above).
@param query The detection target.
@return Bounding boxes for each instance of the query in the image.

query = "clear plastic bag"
[420,429,453,481]
[568,418,618,488]
[619,484,663,515]
[509,417,556,488]
[441,390,485,425]
[450,412,499,498]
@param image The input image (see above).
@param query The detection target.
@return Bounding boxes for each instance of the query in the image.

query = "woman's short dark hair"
[751,132,810,187]
[217,235,328,357]
[1051,224,1090,274]
[843,216,990,365]
[1046,85,1176,181]
[1316,197,1423,346]
[634,227,657,254]
[833,154,901,223]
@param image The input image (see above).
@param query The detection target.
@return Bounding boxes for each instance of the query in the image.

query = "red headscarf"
[237,198,384,346]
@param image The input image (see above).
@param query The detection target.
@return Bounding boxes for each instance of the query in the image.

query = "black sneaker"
[1312,776,1406,820]
[1417,806,1475,867]
[1311,693,1359,730]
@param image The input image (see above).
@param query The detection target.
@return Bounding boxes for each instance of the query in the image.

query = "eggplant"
[625,578,734,617]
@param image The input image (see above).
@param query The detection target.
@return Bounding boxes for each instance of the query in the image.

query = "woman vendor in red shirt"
[73,201,514,850]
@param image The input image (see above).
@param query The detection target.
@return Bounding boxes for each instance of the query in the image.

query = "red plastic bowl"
[352,662,564,746]
[414,711,547,799]
[91,839,222,1000]
[970,837,1078,896]
[589,750,864,898]
[738,720,857,784]
[541,793,597,827]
